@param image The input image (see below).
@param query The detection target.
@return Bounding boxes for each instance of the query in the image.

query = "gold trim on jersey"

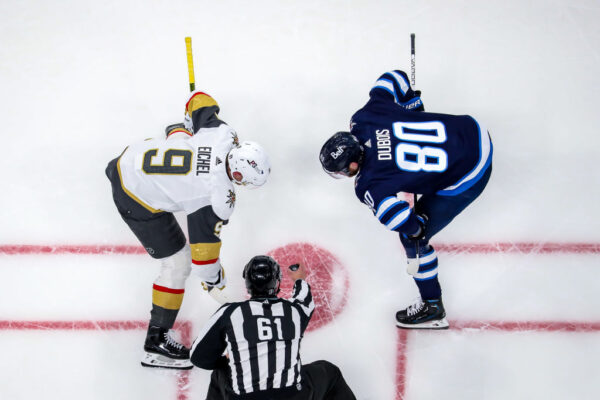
[190,242,222,264]
[117,156,162,213]
[167,128,193,137]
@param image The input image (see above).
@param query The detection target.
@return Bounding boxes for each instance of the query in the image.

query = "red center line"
[0,319,193,400]
[395,320,600,400]
[1,242,600,255]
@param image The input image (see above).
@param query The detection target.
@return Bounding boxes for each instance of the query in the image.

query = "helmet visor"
[323,165,352,179]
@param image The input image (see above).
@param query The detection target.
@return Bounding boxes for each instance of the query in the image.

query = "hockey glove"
[201,267,227,292]
[409,214,428,240]
[409,90,425,112]
[164,123,193,138]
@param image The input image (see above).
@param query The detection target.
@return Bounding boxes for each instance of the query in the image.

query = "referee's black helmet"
[243,255,282,297]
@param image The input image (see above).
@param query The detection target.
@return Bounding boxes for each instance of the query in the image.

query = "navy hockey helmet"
[319,131,364,179]
[243,255,282,297]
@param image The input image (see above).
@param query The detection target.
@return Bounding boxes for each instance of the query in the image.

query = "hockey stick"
[185,37,195,92]
[407,33,420,276]
[410,33,416,87]
[410,33,418,211]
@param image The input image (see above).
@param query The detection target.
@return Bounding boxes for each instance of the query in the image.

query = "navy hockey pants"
[400,164,492,300]
[404,163,493,249]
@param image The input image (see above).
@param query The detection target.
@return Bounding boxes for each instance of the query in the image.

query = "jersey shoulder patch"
[211,185,236,221]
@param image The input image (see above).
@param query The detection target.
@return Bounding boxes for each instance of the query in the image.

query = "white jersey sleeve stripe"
[375,196,400,220]
[373,79,399,102]
[385,207,411,230]
[389,70,410,95]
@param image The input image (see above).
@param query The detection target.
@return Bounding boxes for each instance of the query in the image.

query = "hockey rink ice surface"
[2,1,600,399]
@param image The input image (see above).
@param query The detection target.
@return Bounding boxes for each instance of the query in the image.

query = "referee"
[190,255,356,400]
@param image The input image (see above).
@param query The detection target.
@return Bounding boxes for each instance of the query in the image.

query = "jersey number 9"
[142,149,193,175]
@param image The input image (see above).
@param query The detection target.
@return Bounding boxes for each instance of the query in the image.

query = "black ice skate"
[141,326,193,370]
[396,298,449,330]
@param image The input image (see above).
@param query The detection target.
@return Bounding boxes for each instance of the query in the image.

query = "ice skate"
[396,298,449,329]
[141,326,193,370]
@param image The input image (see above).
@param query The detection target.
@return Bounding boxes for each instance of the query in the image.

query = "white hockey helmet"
[227,141,271,187]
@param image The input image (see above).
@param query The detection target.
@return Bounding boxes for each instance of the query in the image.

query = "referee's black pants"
[206,360,356,400]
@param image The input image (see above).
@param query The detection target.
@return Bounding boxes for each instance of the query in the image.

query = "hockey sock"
[150,284,184,328]
[412,247,442,300]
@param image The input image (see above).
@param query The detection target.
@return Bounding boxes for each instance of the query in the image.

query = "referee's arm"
[190,304,231,370]
[287,264,315,332]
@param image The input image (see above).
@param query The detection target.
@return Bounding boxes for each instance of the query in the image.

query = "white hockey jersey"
[117,125,237,221]
[115,91,240,268]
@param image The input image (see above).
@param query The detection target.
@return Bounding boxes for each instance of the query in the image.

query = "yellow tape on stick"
[185,37,195,92]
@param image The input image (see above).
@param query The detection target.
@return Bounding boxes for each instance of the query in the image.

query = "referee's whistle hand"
[287,263,307,282]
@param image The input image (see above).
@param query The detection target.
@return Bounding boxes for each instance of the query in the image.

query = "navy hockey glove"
[406,214,428,241]
[410,90,425,112]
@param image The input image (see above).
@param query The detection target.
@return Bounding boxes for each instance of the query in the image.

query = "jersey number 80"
[393,121,448,173]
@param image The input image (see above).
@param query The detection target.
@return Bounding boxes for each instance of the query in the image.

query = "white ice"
[1,0,600,399]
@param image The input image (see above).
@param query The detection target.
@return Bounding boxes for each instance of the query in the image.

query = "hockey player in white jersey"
[105,91,271,369]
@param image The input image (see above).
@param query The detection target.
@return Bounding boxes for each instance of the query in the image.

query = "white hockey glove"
[202,267,233,305]
[201,266,227,292]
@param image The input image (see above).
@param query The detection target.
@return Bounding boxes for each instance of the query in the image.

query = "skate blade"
[396,317,449,330]
[141,351,193,370]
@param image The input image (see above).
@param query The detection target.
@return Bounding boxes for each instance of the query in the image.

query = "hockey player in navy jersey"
[319,70,493,329]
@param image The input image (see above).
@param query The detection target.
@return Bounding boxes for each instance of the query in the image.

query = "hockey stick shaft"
[410,33,416,87]
[185,37,195,92]
[411,33,420,266]
[410,33,418,212]
[410,33,418,211]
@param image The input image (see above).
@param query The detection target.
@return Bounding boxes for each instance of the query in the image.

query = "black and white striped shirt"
[191,279,315,398]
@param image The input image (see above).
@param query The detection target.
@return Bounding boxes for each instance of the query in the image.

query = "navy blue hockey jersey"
[351,70,493,235]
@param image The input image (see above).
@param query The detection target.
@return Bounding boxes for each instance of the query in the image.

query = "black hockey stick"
[410,33,421,274]
[410,33,418,211]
